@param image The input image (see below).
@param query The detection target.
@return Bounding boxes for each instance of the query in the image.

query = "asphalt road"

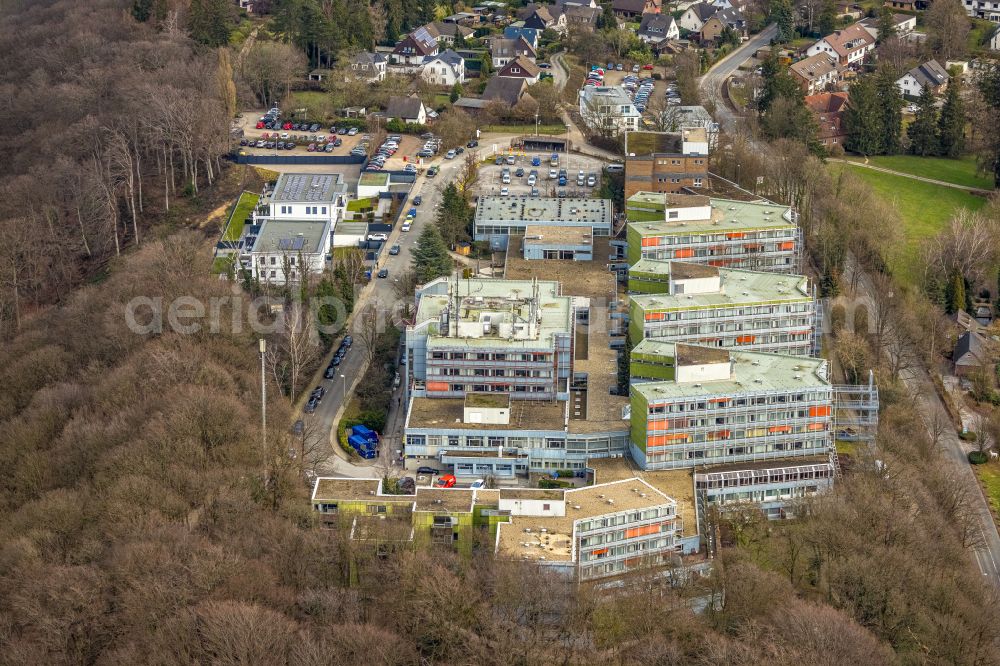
[846,256,1000,587]
[304,146,507,478]
[698,24,777,132]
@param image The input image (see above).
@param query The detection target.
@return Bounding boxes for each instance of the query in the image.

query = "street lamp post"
[340,373,346,397]
[259,338,267,453]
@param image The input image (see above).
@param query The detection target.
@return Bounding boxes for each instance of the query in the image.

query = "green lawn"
[975,462,1000,517]
[211,255,235,275]
[844,155,994,190]
[968,18,997,53]
[222,191,259,242]
[832,163,987,285]
[483,123,568,135]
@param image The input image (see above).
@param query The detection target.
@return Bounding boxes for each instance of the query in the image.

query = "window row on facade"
[430,350,553,362]
[647,393,832,413]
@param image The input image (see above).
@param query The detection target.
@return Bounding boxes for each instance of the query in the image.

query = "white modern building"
[244,219,332,285]
[579,86,642,136]
[258,173,348,227]
[473,196,614,250]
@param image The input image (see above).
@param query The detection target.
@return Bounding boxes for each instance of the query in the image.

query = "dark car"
[329,126,338,133]
[309,123,320,132]
[456,147,464,154]
[311,386,326,401]
[515,167,524,177]
[304,398,318,414]
[494,156,504,165]
[416,466,440,475]
[338,127,349,135]
[388,244,401,255]
[377,268,389,279]
[467,140,478,148]
[292,419,304,435]
[285,142,295,150]
[333,138,342,147]
[331,355,342,367]
[343,335,353,347]
[413,195,422,205]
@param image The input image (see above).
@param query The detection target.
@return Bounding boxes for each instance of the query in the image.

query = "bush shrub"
[539,479,572,489]
[959,430,978,442]
[969,451,988,464]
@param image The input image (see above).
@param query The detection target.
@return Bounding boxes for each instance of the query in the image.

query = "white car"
[446,149,456,159]
[549,168,558,179]
[500,186,510,196]
[469,479,486,489]
[367,233,388,242]
[401,222,412,232]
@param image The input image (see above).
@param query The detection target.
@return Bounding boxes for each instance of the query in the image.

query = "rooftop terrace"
[630,266,811,310]
[627,196,795,235]
[632,344,830,401]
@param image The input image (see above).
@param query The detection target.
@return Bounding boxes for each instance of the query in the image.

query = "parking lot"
[234,109,372,156]
[474,151,608,199]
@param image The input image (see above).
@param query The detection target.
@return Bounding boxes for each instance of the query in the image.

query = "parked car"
[435,474,457,488]
[467,140,479,147]
[404,164,417,173]
[377,268,389,278]
[367,233,388,241]
[427,166,439,177]
[307,143,316,152]
[309,123,320,131]
[587,174,596,187]
[445,149,456,159]
[310,386,326,402]
[495,156,504,165]
[417,466,440,475]
[343,335,353,347]
[324,366,336,379]
[500,186,510,196]
[506,155,515,165]
[531,156,541,166]
[643,63,654,70]
[348,127,358,135]
[401,221,412,232]
[515,167,524,177]
[413,195,422,205]
[469,479,486,489]
[304,398,318,414]
[389,244,401,255]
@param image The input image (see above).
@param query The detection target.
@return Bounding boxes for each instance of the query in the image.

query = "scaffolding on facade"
[831,370,880,475]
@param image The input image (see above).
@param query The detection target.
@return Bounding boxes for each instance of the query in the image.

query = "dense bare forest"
[0,0,232,337]
[2,1,1000,663]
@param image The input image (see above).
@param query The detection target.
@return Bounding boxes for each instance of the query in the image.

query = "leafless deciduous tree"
[922,209,1000,290]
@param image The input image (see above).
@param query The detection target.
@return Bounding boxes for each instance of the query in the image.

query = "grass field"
[483,123,568,135]
[832,162,988,285]
[844,155,994,190]
[975,463,1000,516]
[222,191,259,242]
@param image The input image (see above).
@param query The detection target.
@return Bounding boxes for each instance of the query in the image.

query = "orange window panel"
[735,335,756,345]
[591,548,608,557]
[808,406,831,417]
[641,236,660,247]
[768,425,792,434]
[726,232,744,239]
[675,248,694,259]
[779,241,795,251]
[647,419,671,432]
[807,422,827,431]
[425,382,450,391]
[625,524,661,539]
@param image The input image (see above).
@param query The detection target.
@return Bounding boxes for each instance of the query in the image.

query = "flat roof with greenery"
[222,191,259,242]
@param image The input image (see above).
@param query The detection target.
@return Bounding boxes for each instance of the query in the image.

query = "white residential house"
[579,86,641,135]
[858,13,916,39]
[679,2,717,32]
[638,13,680,47]
[805,22,875,69]
[351,52,387,82]
[489,36,537,68]
[245,219,332,286]
[963,0,1000,22]
[991,25,1000,50]
[896,60,950,98]
[385,95,428,125]
[496,54,541,84]
[421,50,466,85]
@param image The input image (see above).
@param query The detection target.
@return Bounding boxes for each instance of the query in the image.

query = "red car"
[435,474,456,488]
[283,121,293,130]
[255,121,265,129]
[643,64,654,70]
[307,143,316,152]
